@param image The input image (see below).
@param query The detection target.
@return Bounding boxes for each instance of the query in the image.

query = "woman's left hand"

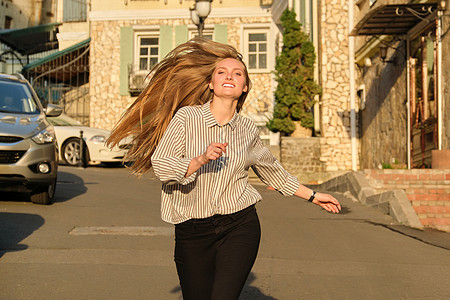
[312,193,341,213]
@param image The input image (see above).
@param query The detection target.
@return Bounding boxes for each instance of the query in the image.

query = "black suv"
[0,73,62,204]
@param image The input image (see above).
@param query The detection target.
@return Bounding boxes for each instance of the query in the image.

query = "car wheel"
[30,178,56,205]
[62,138,89,166]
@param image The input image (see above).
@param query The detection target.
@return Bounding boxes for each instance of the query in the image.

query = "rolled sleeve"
[152,157,197,185]
[251,136,300,196]
[151,109,197,185]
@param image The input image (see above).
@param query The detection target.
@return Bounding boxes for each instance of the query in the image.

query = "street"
[1,165,450,300]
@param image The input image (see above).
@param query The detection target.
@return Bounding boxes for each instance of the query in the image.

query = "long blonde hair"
[107,38,252,175]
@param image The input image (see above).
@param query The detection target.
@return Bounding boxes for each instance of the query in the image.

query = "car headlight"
[31,129,55,144]
[89,135,107,143]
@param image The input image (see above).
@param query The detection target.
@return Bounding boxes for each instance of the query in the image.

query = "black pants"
[174,205,261,300]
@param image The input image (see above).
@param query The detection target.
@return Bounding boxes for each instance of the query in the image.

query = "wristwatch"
[308,191,316,202]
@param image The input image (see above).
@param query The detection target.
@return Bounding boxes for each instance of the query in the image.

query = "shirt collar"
[202,100,238,130]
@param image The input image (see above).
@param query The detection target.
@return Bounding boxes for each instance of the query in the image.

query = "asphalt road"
[1,165,450,300]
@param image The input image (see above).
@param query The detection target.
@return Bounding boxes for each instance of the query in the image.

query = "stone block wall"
[358,40,408,169]
[90,20,131,131]
[364,169,450,232]
[281,137,329,183]
[318,0,355,172]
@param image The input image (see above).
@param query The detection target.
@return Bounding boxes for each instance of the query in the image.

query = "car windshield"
[48,114,83,126]
[0,81,40,114]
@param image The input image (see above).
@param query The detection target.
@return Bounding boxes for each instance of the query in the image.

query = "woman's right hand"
[199,142,228,165]
[185,142,228,178]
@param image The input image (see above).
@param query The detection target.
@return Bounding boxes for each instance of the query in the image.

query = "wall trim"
[90,7,271,21]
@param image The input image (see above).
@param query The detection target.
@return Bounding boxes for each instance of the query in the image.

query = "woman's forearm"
[294,184,341,213]
[293,184,314,200]
[185,155,207,178]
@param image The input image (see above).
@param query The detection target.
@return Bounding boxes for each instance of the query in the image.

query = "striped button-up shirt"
[151,101,300,224]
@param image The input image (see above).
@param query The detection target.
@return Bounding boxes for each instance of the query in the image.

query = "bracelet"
[308,191,316,202]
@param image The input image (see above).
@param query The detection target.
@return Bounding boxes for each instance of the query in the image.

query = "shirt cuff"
[176,158,197,185]
[277,174,301,196]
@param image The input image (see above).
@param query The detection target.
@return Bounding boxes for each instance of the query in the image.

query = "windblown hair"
[107,37,252,175]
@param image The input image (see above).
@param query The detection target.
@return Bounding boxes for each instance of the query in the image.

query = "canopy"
[351,3,437,36]
[0,23,61,55]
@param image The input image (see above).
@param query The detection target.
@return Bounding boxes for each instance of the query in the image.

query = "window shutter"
[175,25,188,46]
[159,25,173,60]
[63,0,87,22]
[214,24,227,44]
[120,27,133,96]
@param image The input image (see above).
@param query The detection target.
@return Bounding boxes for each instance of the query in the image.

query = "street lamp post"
[190,0,212,37]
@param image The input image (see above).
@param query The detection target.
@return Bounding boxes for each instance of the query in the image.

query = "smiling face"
[209,58,249,101]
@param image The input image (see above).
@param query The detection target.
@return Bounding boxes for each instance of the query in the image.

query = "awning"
[0,23,61,55]
[22,38,90,83]
[351,3,437,36]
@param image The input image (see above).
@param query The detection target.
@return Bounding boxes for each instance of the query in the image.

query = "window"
[63,0,87,22]
[243,28,270,72]
[138,36,159,71]
[188,28,213,40]
[248,33,267,69]
[127,32,161,94]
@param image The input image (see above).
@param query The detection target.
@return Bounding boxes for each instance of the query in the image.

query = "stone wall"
[90,20,131,131]
[280,137,346,184]
[318,0,355,172]
[358,41,408,169]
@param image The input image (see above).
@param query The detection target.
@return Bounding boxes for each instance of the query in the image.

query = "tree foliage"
[267,9,321,135]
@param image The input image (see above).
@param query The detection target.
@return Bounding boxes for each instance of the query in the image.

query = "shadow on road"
[241,273,276,299]
[168,272,275,299]
[0,212,44,258]
[58,161,128,169]
[54,171,87,203]
[0,171,87,204]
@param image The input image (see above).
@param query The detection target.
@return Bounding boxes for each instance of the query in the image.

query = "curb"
[315,171,424,229]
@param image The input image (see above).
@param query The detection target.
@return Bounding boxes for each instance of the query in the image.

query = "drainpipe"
[313,0,320,134]
[35,0,43,25]
[349,0,357,171]
[407,40,411,169]
[437,10,443,150]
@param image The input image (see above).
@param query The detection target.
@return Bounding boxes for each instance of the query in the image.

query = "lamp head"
[190,6,200,25]
[195,0,212,18]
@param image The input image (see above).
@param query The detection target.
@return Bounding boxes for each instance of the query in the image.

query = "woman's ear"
[209,81,214,90]
[243,84,248,93]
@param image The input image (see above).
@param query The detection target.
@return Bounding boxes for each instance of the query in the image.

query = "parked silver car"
[0,73,62,204]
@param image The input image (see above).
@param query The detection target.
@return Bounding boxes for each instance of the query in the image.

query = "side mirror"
[45,104,63,117]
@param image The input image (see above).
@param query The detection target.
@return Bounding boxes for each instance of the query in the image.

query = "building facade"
[352,0,449,170]
[88,0,280,147]
[85,0,355,175]
[0,0,57,74]
[10,0,448,176]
